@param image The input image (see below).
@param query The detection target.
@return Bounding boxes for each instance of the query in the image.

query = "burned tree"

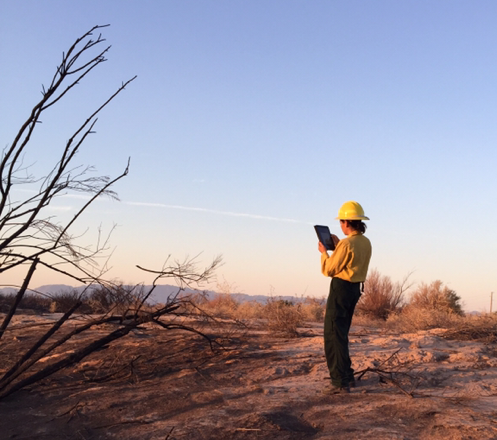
[0,25,222,399]
[0,24,135,331]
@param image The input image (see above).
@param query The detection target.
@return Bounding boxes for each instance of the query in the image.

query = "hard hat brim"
[335,216,370,221]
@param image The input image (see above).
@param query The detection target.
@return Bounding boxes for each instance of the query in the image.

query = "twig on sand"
[235,428,262,432]
[165,426,175,439]
[355,348,419,398]
[357,367,415,398]
[52,401,87,421]
[379,348,403,366]
[93,420,154,430]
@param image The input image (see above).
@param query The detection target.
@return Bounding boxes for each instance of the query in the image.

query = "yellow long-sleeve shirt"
[321,231,372,282]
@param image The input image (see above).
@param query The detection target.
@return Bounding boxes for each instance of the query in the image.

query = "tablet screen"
[314,225,335,251]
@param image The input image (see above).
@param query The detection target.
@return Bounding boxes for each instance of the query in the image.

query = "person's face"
[339,220,348,235]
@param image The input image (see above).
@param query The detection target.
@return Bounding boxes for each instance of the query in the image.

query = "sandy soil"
[1,314,497,440]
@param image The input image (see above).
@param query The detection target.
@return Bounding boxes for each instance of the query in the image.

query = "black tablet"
[314,225,335,251]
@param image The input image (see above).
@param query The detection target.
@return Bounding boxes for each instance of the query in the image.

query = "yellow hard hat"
[336,201,370,220]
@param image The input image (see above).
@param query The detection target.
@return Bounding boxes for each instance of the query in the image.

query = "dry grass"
[6,283,489,341]
[351,312,386,329]
[442,313,497,342]
[385,307,464,332]
[191,280,325,335]
[354,304,497,337]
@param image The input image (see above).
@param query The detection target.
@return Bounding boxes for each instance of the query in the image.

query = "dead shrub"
[410,280,464,316]
[192,279,240,319]
[16,294,51,313]
[200,293,239,319]
[262,298,304,337]
[300,297,325,322]
[23,295,52,313]
[49,290,83,313]
[356,269,411,320]
[378,280,466,332]
[86,284,149,315]
[233,301,263,321]
[0,294,10,313]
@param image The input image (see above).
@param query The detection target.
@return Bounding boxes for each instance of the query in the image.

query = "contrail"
[124,201,312,225]
[53,194,313,225]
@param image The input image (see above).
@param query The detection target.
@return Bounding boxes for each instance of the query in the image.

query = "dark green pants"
[324,277,361,387]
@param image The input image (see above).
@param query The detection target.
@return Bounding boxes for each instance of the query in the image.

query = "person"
[317,201,372,394]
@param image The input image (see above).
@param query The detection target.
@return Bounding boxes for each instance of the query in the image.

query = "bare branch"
[0,258,39,339]
[137,254,223,288]
[0,24,135,286]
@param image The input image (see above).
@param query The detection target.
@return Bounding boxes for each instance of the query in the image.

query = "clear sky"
[1,1,496,311]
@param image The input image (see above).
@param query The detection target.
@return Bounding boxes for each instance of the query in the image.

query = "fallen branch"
[53,401,87,420]
[356,366,415,398]
[89,355,142,383]
[354,348,420,398]
[165,426,175,440]
[0,303,222,399]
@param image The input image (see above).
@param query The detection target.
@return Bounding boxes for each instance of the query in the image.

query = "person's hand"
[331,234,340,247]
[318,241,327,253]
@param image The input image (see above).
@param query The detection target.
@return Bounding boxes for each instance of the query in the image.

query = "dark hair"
[345,220,367,233]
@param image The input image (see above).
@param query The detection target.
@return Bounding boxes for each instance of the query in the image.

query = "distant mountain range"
[0,284,301,305]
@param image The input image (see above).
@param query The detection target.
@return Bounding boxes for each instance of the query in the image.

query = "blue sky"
[1,1,496,311]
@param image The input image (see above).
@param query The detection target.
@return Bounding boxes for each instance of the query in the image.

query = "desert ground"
[1,313,497,440]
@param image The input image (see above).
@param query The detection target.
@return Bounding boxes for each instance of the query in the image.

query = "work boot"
[322,384,350,395]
